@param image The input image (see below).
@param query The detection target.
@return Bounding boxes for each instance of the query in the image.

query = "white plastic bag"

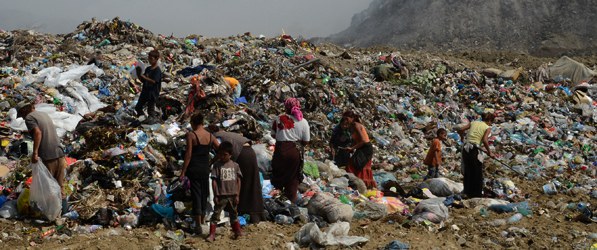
[419,178,464,197]
[295,222,368,247]
[29,161,62,221]
[252,144,273,173]
[412,198,449,224]
[307,192,353,223]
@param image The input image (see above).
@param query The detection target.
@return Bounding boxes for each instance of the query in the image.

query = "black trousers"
[462,145,483,197]
[135,90,157,117]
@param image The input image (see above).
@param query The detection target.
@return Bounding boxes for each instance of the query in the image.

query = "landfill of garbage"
[0,18,596,249]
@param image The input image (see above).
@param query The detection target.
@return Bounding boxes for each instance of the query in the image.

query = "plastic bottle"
[0,195,7,207]
[480,208,489,217]
[377,105,391,113]
[98,39,111,47]
[120,161,146,171]
[275,214,294,225]
[517,207,532,217]
[373,134,391,147]
[577,203,592,217]
[488,204,514,213]
[507,213,523,224]
[488,219,507,227]
[136,132,149,149]
[62,210,79,220]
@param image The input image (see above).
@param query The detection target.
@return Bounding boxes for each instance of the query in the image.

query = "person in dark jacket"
[135,50,162,124]
[329,122,352,167]
[208,124,265,224]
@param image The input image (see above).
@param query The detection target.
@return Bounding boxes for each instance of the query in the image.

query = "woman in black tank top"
[181,113,219,234]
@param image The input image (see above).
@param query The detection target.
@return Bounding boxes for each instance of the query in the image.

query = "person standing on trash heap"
[16,102,68,212]
[134,50,162,124]
[458,113,494,198]
[423,128,447,180]
[329,119,353,167]
[341,111,377,189]
[271,97,310,203]
[180,112,220,235]
[208,124,265,224]
[206,141,243,242]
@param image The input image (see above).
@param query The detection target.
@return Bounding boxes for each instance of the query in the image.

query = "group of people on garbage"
[329,107,495,199]
[13,46,501,243]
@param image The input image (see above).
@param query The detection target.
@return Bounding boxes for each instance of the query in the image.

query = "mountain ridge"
[328,0,597,56]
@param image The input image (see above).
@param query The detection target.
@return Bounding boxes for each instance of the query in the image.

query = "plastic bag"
[0,200,18,219]
[295,222,368,247]
[418,178,463,197]
[351,143,373,171]
[412,198,449,224]
[29,161,62,221]
[354,201,387,220]
[42,65,104,87]
[307,192,353,223]
[303,162,320,178]
[371,197,408,214]
[383,240,410,249]
[17,188,31,215]
[373,171,398,191]
[252,144,272,173]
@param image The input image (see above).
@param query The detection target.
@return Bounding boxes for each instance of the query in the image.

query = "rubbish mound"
[0,18,596,249]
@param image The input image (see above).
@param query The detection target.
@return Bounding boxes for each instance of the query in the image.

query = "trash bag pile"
[0,18,595,247]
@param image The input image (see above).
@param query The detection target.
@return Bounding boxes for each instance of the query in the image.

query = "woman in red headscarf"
[270,98,310,203]
[342,111,377,189]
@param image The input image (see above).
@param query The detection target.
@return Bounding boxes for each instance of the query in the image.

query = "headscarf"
[284,97,303,121]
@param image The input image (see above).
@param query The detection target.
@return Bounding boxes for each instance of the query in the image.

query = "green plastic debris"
[303,162,320,178]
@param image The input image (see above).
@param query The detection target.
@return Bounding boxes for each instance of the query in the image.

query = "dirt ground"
[1,165,595,250]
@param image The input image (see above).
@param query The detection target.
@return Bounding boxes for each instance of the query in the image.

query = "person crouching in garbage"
[206,142,243,241]
[458,113,494,198]
[134,50,162,124]
[224,76,242,100]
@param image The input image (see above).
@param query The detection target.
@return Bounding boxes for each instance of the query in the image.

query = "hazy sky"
[0,0,372,38]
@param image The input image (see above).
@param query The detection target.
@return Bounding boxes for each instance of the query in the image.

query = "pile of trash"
[0,18,596,248]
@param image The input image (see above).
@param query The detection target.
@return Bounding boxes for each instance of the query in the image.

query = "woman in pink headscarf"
[270,98,310,203]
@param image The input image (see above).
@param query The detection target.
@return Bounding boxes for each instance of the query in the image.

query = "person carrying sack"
[341,111,377,189]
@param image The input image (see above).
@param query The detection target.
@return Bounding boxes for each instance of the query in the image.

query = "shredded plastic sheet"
[38,65,104,88]
[9,104,83,138]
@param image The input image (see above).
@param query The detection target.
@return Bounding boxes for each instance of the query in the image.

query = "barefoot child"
[207,142,243,241]
[424,128,447,180]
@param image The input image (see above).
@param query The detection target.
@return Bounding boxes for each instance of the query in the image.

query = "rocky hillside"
[329,0,597,56]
